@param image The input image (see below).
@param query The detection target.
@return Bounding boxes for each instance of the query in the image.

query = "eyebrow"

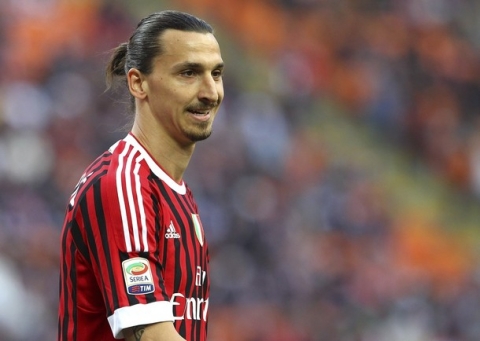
[175,62,225,71]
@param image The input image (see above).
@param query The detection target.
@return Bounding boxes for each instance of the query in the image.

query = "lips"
[189,109,210,115]
[187,103,217,114]
[186,107,213,122]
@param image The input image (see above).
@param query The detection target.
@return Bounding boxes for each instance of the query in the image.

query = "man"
[58,10,224,341]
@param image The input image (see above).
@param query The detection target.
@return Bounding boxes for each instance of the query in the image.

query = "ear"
[127,68,147,100]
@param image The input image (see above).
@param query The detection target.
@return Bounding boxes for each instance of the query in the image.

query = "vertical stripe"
[93,181,120,312]
[116,144,132,252]
[71,215,91,262]
[60,222,72,340]
[134,156,148,252]
[125,148,141,251]
[151,191,170,301]
[176,192,198,292]
[69,241,78,341]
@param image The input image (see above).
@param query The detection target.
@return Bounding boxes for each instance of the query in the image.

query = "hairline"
[144,29,220,74]
[154,28,217,57]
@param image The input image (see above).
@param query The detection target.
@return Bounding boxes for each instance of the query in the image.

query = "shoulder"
[67,150,112,209]
[68,136,154,210]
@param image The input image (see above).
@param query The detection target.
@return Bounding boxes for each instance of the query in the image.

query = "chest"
[157,200,209,295]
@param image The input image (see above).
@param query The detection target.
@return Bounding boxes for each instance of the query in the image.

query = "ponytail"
[105,42,129,90]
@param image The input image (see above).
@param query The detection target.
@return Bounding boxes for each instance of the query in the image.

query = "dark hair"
[105,10,214,109]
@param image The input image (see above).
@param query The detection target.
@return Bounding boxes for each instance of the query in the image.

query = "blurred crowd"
[1,0,480,340]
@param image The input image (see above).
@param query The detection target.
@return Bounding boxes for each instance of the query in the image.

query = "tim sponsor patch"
[122,257,155,295]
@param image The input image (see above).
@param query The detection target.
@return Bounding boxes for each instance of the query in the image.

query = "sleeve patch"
[122,257,155,295]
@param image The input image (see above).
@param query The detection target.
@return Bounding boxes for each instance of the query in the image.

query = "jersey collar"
[123,134,187,195]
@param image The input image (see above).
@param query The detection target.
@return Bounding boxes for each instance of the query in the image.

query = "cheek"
[216,84,225,101]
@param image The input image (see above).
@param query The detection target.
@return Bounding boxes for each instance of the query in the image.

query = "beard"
[182,121,213,142]
[182,102,219,142]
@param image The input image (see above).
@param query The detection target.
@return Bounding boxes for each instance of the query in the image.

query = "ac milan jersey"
[58,133,210,341]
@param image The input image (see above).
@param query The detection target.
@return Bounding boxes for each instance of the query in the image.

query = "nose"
[198,75,221,105]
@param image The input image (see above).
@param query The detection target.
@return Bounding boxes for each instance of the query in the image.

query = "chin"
[192,132,212,142]
[186,129,212,142]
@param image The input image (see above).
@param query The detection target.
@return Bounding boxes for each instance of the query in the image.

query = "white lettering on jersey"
[195,266,207,286]
[170,293,209,321]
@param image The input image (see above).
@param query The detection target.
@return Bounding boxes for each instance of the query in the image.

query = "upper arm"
[123,321,186,341]
[74,165,174,337]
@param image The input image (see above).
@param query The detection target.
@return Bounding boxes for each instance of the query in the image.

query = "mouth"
[188,109,211,116]
[186,107,215,121]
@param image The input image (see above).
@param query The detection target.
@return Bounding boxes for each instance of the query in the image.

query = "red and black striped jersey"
[58,133,210,341]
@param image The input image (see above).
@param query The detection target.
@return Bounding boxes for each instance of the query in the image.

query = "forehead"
[157,29,223,65]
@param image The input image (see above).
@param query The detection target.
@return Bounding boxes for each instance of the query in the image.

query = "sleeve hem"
[107,301,174,339]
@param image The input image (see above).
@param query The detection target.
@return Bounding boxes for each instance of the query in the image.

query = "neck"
[131,122,195,183]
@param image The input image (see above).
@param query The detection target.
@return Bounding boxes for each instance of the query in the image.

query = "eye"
[181,70,196,77]
[212,69,223,80]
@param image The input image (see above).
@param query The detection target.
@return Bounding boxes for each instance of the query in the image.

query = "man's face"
[142,29,224,145]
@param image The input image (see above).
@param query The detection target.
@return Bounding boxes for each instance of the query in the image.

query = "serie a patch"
[122,257,155,295]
